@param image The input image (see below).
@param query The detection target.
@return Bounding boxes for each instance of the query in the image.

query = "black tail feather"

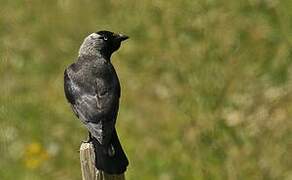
[92,129,129,174]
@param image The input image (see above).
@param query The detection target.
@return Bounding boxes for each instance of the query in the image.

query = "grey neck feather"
[78,33,102,57]
[78,41,99,57]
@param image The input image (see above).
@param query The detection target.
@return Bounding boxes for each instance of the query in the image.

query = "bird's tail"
[92,128,129,174]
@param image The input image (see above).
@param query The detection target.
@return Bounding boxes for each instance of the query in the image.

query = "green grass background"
[1,0,292,179]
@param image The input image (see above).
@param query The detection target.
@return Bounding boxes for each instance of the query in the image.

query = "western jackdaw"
[64,30,129,174]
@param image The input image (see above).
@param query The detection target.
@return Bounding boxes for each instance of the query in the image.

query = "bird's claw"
[81,139,92,144]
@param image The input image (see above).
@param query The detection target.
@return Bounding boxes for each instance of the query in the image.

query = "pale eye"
[103,36,108,41]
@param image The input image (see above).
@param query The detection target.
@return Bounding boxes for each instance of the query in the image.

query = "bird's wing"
[64,68,119,145]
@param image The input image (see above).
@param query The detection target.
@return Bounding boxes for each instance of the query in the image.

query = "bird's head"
[78,30,129,59]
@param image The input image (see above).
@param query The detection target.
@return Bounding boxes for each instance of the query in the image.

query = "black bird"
[64,30,129,174]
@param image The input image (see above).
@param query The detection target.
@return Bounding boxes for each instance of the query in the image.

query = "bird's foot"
[81,132,93,144]
[81,139,92,144]
[77,139,92,152]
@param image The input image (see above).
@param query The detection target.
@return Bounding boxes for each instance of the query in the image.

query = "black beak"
[116,34,129,41]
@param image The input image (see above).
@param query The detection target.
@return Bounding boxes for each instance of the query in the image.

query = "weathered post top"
[80,143,126,180]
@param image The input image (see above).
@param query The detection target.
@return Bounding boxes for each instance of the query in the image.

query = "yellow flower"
[23,142,49,169]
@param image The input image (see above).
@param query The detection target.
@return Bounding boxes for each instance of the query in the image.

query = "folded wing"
[64,69,119,145]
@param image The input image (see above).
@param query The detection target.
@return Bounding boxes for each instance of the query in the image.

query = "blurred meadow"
[1,0,292,179]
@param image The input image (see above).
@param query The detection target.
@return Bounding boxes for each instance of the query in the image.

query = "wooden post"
[80,143,125,180]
